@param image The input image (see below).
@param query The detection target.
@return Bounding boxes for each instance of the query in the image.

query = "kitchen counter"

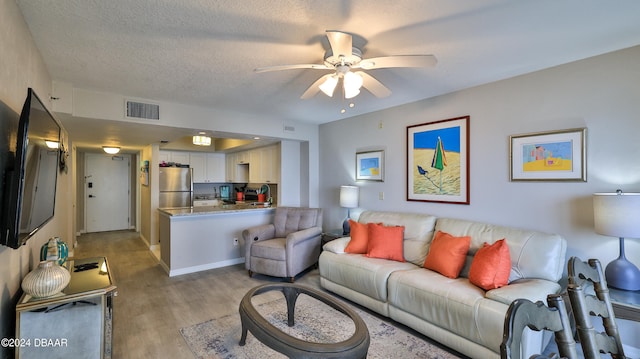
[159,203,275,216]
[158,205,275,276]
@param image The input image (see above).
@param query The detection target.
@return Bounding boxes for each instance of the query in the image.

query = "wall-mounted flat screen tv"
[1,88,61,249]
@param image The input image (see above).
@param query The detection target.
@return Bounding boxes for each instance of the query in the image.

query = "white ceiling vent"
[125,99,159,120]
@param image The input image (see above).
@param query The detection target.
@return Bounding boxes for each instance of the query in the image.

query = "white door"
[85,153,130,233]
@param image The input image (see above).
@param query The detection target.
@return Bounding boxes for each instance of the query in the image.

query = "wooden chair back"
[501,294,578,359]
[566,257,627,359]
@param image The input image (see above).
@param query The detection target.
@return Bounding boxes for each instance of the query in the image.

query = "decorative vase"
[40,236,69,266]
[21,260,71,298]
[257,193,266,202]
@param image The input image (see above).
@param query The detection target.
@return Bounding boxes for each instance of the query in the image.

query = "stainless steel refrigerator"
[159,167,193,208]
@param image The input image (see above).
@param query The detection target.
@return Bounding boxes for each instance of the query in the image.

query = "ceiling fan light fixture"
[319,75,338,97]
[193,135,212,146]
[343,71,363,99]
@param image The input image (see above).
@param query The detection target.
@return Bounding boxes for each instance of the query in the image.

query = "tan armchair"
[243,207,323,282]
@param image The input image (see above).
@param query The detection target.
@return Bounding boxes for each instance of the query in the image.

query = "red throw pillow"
[344,220,369,254]
[423,231,471,278]
[469,239,511,290]
[365,223,405,262]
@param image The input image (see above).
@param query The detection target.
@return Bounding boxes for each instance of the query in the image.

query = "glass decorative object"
[21,260,71,298]
[40,236,69,266]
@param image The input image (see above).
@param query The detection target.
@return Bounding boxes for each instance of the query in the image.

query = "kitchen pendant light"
[193,135,211,146]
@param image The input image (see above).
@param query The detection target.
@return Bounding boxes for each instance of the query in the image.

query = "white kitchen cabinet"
[191,153,226,183]
[159,151,190,167]
[189,153,206,182]
[225,152,249,183]
[249,144,280,183]
[236,151,250,164]
[225,152,236,182]
[205,153,226,182]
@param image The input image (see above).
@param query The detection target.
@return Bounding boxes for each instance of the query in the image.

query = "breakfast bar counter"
[158,205,275,276]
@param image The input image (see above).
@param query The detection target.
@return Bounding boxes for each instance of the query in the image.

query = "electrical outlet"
[379,192,384,200]
[233,238,239,246]
[378,121,383,129]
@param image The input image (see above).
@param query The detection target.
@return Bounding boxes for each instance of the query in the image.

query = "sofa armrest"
[286,227,322,248]
[486,279,562,305]
[243,224,276,270]
[322,237,350,254]
[243,224,276,243]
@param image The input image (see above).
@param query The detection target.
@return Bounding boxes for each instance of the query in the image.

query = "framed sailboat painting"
[407,116,470,204]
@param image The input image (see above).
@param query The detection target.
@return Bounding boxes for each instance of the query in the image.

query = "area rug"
[180,294,463,358]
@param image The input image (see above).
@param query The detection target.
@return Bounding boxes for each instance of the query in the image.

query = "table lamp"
[593,190,640,291]
[340,185,359,235]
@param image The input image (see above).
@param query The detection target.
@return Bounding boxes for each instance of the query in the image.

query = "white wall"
[320,45,640,345]
[0,0,71,356]
[321,45,640,265]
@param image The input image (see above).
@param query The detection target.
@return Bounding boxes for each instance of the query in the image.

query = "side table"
[321,229,345,248]
[609,287,640,322]
[15,257,117,359]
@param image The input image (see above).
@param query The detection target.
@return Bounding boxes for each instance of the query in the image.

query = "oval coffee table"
[239,283,370,358]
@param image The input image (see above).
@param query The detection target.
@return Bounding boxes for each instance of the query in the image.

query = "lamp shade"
[593,192,640,238]
[340,185,359,209]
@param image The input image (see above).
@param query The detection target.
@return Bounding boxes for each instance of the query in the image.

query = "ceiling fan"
[254,30,437,100]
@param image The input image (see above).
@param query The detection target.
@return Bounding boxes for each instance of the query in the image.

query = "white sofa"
[319,211,567,359]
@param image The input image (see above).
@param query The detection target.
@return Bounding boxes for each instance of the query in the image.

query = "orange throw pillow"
[469,239,511,290]
[365,223,405,262]
[344,220,369,254]
[423,231,471,278]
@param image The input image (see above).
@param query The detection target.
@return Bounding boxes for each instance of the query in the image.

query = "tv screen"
[1,88,61,249]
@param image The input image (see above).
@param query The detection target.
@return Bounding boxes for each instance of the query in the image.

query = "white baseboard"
[166,258,245,277]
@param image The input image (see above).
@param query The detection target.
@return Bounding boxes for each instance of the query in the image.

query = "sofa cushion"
[468,239,511,290]
[423,231,470,278]
[435,218,566,282]
[388,268,489,344]
[366,224,405,262]
[318,250,417,303]
[251,237,287,260]
[358,211,437,267]
[344,220,370,254]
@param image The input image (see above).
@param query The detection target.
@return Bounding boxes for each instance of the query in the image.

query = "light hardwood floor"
[73,230,325,358]
[74,230,465,358]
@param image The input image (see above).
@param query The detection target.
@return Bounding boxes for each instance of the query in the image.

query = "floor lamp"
[340,186,359,235]
[593,190,640,291]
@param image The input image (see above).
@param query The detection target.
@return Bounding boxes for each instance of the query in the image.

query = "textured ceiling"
[15,0,640,150]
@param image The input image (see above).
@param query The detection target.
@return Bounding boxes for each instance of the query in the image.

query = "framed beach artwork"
[356,150,384,181]
[407,116,470,204]
[510,128,587,181]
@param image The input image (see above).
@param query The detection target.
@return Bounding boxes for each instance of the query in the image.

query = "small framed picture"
[356,150,384,181]
[510,127,587,181]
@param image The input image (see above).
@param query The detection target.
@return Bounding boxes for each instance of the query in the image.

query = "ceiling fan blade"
[300,74,334,99]
[355,55,437,70]
[326,30,353,58]
[254,64,332,73]
[357,72,391,98]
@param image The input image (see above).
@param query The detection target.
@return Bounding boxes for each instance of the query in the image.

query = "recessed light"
[253,137,260,140]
